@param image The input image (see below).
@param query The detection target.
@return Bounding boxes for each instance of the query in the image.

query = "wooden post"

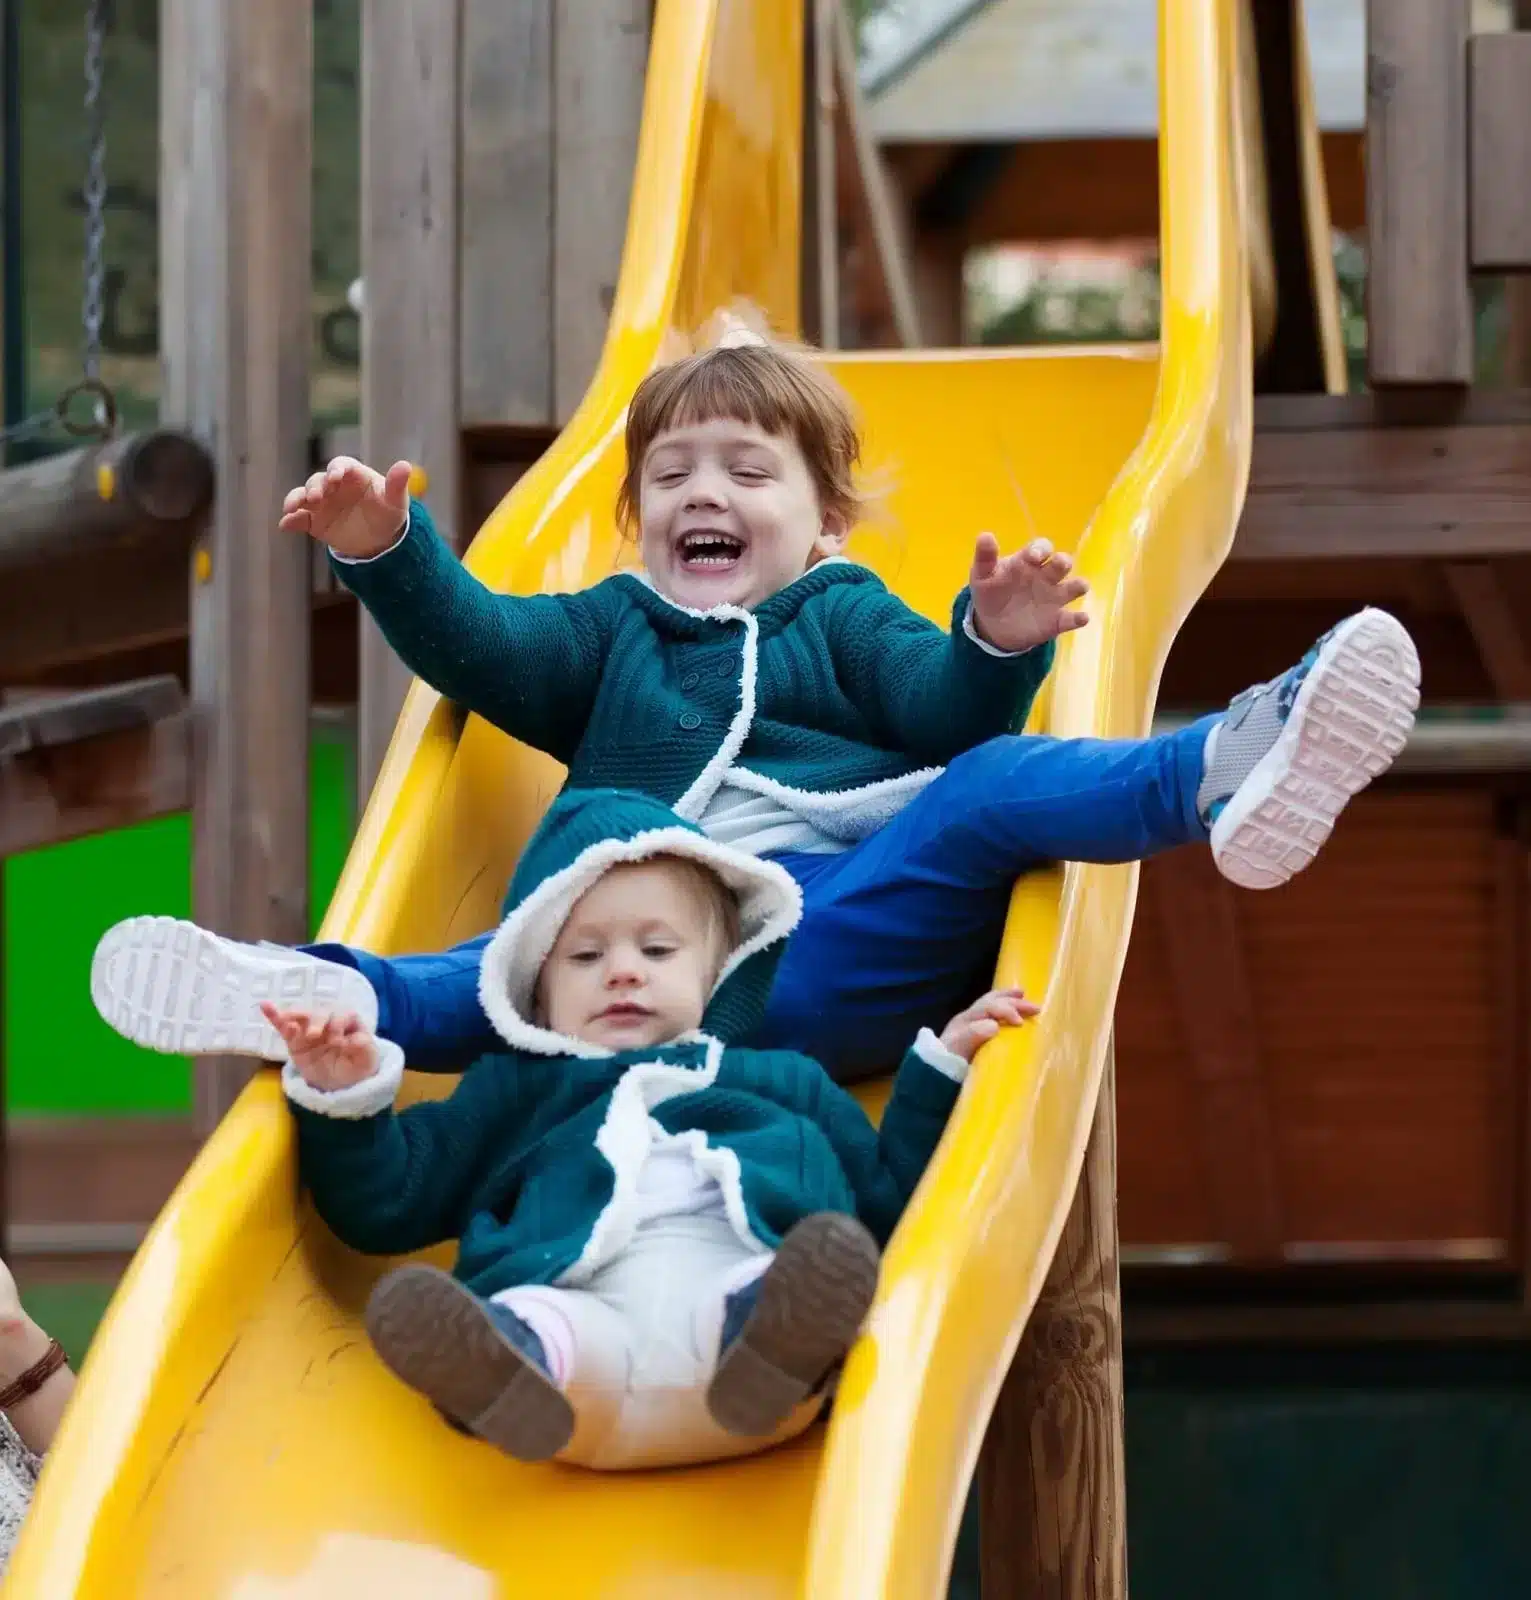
[1365,0,1473,385]
[800,0,839,347]
[357,0,464,803]
[161,0,313,1133]
[460,0,554,427]
[980,1042,1127,1599]
[458,3,647,431]
[552,4,650,422]
[1467,31,1531,273]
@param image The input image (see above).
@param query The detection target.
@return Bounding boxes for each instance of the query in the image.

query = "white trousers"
[493,1211,826,1470]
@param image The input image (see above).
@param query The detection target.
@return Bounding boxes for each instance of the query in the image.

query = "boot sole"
[366,1265,575,1463]
[90,915,378,1059]
[706,1212,880,1439]
[1211,608,1420,890]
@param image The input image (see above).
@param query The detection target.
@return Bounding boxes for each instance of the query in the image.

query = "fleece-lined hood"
[477,789,802,1058]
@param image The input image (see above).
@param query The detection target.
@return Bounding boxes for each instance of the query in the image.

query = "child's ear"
[815,509,850,557]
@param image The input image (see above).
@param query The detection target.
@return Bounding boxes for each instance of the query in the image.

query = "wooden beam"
[552,4,649,422]
[161,0,313,1133]
[1125,1298,1531,1346]
[980,1044,1127,1599]
[1364,0,1473,386]
[1442,562,1531,701]
[1249,0,1347,393]
[947,133,1366,248]
[1151,847,1286,1264]
[830,4,920,348]
[459,0,554,426]
[0,714,193,858]
[800,0,839,347]
[1235,396,1531,561]
[357,0,464,802]
[0,430,214,573]
[1468,32,1531,273]
[0,676,184,758]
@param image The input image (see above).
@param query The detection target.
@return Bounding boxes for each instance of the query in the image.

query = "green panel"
[3,733,355,1114]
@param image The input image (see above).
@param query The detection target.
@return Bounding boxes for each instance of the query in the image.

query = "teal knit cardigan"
[285,789,967,1298]
[289,1034,960,1300]
[334,505,1054,836]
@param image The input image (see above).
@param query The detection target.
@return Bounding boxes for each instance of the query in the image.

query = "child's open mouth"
[677,530,745,570]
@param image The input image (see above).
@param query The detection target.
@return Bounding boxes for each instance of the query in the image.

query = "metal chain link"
[81,0,107,386]
[1,0,115,449]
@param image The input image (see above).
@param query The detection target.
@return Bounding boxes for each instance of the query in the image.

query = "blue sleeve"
[287,1056,515,1257]
[830,583,1054,762]
[330,501,615,763]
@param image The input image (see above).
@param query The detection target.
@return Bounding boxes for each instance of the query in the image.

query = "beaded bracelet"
[0,1339,67,1412]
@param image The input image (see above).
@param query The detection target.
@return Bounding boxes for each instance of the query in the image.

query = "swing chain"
[82,0,107,383]
[60,0,116,436]
[0,0,116,449]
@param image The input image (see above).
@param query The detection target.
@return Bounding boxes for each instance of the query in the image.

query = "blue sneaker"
[707,1212,880,1438]
[366,1264,574,1461]
[1198,608,1420,890]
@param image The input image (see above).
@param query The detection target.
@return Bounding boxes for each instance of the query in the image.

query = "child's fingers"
[381,460,414,513]
[282,484,308,515]
[1020,538,1055,567]
[1056,609,1091,633]
[1052,575,1091,603]
[970,531,1001,583]
[1040,548,1074,580]
[278,509,312,536]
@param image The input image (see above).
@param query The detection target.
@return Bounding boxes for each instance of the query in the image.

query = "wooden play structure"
[1,1,1530,1596]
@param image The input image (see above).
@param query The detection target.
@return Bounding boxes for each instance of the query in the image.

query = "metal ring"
[54,377,118,440]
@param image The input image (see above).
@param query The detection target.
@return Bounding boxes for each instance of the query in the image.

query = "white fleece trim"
[560,1035,766,1285]
[280,1038,406,1118]
[961,600,1025,659]
[912,1026,970,1085]
[719,764,944,844]
[476,828,803,1057]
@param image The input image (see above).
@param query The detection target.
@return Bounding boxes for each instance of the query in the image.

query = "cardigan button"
[681,671,701,690]
[679,712,703,731]
[716,661,734,678]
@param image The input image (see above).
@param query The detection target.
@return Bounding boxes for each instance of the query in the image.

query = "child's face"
[638,417,848,611]
[539,861,725,1051]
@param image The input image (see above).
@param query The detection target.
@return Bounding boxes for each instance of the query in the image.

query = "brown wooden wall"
[1116,782,1525,1274]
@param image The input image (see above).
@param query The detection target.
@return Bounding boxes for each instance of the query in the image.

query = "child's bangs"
[643,352,804,441]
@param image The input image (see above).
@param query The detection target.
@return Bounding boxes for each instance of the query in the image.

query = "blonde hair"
[655,854,742,961]
[617,313,865,538]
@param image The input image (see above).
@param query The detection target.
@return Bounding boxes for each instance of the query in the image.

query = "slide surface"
[8,2,1251,1595]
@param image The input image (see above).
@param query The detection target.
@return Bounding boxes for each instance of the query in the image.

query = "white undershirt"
[632,1129,727,1225]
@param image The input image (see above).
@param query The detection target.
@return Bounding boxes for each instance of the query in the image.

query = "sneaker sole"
[706,1212,880,1439]
[1210,608,1420,890]
[89,915,378,1060]
[366,1265,575,1463]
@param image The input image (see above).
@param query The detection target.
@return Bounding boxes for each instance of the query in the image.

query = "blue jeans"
[304,720,1215,1082]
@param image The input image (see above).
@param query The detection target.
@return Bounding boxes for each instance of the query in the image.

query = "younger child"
[270,789,1030,1470]
[92,329,1420,1083]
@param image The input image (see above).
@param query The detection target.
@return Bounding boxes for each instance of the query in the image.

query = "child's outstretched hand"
[261,1004,380,1092]
[279,455,413,560]
[940,986,1041,1063]
[969,533,1090,654]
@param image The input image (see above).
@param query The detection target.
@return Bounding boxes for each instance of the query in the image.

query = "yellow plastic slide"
[9,2,1251,1594]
